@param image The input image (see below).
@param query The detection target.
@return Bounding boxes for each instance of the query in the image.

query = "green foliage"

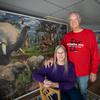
[17,70,31,88]
[23,45,42,56]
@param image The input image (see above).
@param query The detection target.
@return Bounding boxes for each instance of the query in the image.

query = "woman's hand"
[43,79,52,87]
[43,79,59,88]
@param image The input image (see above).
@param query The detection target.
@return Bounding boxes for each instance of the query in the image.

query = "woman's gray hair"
[53,45,68,73]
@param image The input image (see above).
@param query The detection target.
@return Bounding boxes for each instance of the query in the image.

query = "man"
[60,11,100,100]
[45,11,99,100]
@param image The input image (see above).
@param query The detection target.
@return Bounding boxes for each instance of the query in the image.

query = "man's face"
[68,13,80,30]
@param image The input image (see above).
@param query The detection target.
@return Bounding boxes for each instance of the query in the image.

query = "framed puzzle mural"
[95,31,100,52]
[0,10,67,99]
[95,30,100,62]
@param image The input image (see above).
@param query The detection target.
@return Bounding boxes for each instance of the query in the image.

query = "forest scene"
[0,10,67,99]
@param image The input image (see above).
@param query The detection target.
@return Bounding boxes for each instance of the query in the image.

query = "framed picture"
[95,30,100,62]
[95,31,100,52]
[0,10,67,99]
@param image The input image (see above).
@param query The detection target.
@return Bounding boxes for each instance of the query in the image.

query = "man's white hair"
[67,11,81,23]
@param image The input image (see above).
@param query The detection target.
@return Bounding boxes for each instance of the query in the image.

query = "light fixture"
[95,0,100,4]
[45,16,67,24]
[45,16,66,21]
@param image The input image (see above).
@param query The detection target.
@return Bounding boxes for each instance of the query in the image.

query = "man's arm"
[90,31,100,82]
[44,58,54,67]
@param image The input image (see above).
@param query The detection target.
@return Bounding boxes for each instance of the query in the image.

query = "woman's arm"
[43,63,76,90]
[32,66,47,82]
[33,67,59,88]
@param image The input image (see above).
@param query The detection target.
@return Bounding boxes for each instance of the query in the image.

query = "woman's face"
[56,47,66,62]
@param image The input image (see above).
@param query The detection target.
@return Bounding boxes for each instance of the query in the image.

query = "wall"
[82,25,100,31]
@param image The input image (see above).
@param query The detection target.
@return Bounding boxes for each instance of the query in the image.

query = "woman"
[32,45,83,100]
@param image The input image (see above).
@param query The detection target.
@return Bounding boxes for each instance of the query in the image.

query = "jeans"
[77,76,89,100]
[52,87,83,100]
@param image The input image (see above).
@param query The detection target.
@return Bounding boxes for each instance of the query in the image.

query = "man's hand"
[44,58,53,68]
[90,73,97,82]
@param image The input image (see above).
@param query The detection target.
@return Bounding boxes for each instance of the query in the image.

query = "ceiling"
[0,0,100,25]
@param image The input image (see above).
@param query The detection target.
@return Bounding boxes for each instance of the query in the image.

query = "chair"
[39,82,61,100]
